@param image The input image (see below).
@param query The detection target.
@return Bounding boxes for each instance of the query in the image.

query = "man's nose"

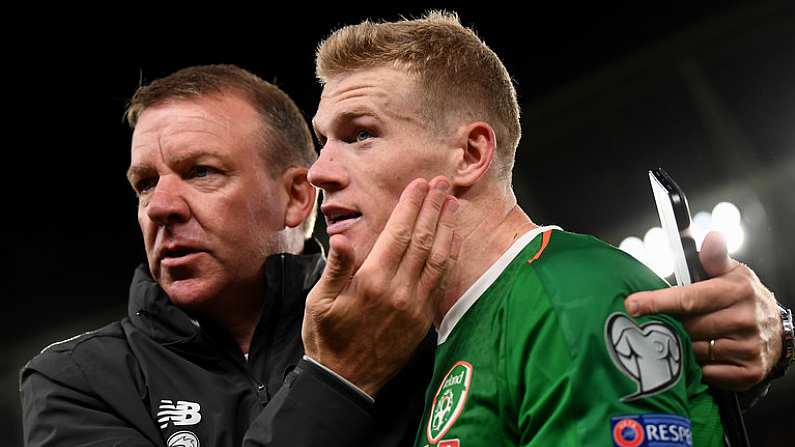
[145,175,190,226]
[307,143,349,193]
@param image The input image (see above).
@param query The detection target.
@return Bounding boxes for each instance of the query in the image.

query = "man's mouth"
[328,212,362,225]
[163,248,196,258]
[158,245,205,267]
[322,205,362,235]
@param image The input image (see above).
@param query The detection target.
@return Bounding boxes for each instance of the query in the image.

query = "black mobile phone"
[649,168,750,447]
[648,168,706,286]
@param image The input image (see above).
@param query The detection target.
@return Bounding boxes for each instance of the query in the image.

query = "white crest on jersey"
[605,313,682,401]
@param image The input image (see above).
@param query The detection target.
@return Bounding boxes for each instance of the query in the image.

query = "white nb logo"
[157,400,202,430]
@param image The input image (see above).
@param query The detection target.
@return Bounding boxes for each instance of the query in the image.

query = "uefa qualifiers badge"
[605,313,682,401]
[427,361,473,444]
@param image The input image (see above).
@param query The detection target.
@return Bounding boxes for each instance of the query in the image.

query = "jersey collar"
[436,225,562,344]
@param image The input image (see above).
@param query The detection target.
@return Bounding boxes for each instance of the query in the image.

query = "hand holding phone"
[649,168,750,447]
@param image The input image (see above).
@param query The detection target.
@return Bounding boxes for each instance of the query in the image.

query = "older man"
[20,65,453,446]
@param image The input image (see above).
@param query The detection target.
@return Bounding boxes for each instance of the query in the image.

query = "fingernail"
[446,196,459,213]
[626,300,639,317]
[434,178,450,191]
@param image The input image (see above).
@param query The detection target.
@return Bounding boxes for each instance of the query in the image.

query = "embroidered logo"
[167,430,200,447]
[157,400,202,430]
[605,313,682,401]
[426,361,473,444]
[610,414,692,446]
[612,418,645,447]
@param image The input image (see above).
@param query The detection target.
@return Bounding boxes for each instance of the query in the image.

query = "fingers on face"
[357,176,457,310]
[363,178,430,276]
[419,196,458,297]
[402,177,454,281]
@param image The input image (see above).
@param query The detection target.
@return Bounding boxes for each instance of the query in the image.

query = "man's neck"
[217,238,306,355]
[433,193,536,328]
[196,279,266,356]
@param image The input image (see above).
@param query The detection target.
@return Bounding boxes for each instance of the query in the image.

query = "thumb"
[315,234,356,297]
[699,231,738,277]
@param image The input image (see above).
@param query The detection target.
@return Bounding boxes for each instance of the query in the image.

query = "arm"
[515,258,723,446]
[21,355,159,447]
[244,333,433,447]
[243,359,374,447]
[624,231,786,392]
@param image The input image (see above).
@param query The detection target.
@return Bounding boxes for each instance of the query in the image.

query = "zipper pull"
[256,383,269,405]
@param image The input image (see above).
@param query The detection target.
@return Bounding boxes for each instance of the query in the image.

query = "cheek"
[366,184,403,233]
[137,209,155,246]
[218,184,284,248]
[248,183,285,230]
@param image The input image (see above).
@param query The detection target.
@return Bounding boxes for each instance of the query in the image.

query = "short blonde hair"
[316,11,521,180]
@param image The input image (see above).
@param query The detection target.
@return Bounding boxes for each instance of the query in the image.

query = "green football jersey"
[414,227,723,447]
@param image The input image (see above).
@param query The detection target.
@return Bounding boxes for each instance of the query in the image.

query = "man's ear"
[282,166,316,229]
[451,121,496,188]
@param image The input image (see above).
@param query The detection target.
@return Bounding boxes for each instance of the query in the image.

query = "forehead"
[131,94,262,158]
[313,66,423,129]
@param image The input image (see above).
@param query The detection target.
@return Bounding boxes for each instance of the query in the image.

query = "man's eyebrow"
[314,109,381,136]
[126,148,228,182]
[336,109,380,124]
[126,165,151,183]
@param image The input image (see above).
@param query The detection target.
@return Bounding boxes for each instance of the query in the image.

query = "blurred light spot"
[692,211,711,250]
[711,202,743,254]
[619,237,648,265]
[712,202,741,226]
[644,227,674,278]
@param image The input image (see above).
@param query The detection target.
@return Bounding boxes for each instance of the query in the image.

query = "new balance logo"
[157,400,202,430]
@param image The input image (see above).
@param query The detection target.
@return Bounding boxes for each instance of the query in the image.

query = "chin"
[161,277,223,313]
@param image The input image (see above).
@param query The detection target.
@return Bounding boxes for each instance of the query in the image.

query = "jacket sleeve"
[21,349,160,447]
[22,353,376,447]
[243,358,375,447]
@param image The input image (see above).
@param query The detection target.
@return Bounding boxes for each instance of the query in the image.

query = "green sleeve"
[505,238,723,446]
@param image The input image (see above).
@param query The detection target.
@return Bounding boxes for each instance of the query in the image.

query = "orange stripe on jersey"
[528,230,553,264]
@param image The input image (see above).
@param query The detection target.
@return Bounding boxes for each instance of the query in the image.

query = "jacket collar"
[127,239,325,348]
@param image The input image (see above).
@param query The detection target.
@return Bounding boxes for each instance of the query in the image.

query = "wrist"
[302,355,376,402]
[771,304,794,378]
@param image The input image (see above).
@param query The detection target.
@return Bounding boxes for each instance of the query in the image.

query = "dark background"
[5,2,793,445]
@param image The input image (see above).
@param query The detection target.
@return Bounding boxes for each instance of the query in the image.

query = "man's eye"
[135,178,157,194]
[191,166,214,178]
[354,130,371,142]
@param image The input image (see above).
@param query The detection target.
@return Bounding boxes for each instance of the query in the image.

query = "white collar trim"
[436,225,561,345]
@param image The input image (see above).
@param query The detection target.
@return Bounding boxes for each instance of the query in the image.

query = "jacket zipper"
[136,309,270,406]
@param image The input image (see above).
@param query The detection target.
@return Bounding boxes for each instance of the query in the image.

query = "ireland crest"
[426,361,473,444]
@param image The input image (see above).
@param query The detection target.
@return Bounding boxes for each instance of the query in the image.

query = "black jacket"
[21,244,434,446]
